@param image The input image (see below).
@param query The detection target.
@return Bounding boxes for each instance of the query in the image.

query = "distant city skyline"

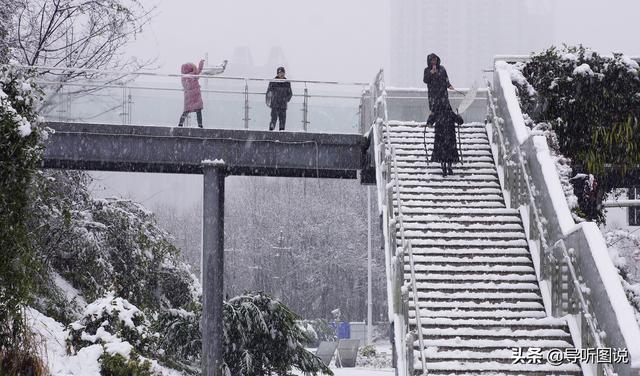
[389,0,554,87]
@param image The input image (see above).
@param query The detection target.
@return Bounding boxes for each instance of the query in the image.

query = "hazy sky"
[126,0,639,85]
[127,0,390,83]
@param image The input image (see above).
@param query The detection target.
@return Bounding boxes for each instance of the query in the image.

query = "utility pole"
[272,230,292,300]
[367,185,373,344]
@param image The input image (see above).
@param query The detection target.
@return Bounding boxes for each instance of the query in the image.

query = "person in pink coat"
[178,59,205,128]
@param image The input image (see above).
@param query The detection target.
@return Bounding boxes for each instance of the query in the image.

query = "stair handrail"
[371,69,409,375]
[371,68,429,376]
[487,77,617,376]
[487,59,640,375]
[391,147,428,375]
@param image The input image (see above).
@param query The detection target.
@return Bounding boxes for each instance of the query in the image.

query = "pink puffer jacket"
[181,61,204,112]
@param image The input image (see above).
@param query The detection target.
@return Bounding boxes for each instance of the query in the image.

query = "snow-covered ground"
[26,308,182,376]
[28,305,395,375]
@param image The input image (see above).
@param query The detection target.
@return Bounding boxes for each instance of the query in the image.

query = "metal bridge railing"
[5,64,369,134]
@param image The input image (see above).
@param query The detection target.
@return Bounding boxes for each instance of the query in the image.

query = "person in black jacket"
[428,109,464,176]
[423,53,455,113]
[266,67,292,131]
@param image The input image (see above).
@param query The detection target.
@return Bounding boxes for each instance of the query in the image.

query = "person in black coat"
[423,53,455,113]
[266,66,293,131]
[428,109,464,176]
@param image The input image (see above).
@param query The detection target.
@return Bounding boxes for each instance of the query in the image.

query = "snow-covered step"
[409,272,538,283]
[393,165,497,173]
[400,207,518,215]
[409,290,541,302]
[400,222,523,231]
[413,317,569,329]
[385,124,486,131]
[395,149,493,157]
[409,254,531,265]
[391,143,492,152]
[393,165,495,173]
[402,230,525,240]
[396,176,500,185]
[386,123,486,130]
[403,238,529,248]
[417,360,581,375]
[396,155,495,163]
[397,186,502,194]
[395,200,505,209]
[412,264,535,275]
[410,309,547,320]
[418,347,557,361]
[419,327,570,340]
[410,246,529,255]
[402,214,522,223]
[409,300,544,311]
[414,280,539,291]
[394,193,504,203]
[385,131,489,139]
[386,136,489,145]
[395,161,496,170]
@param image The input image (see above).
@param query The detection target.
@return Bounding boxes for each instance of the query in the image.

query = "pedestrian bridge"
[13,62,640,375]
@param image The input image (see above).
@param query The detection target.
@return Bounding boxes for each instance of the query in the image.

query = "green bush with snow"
[0,63,45,351]
[67,293,155,355]
[508,45,640,221]
[99,352,153,376]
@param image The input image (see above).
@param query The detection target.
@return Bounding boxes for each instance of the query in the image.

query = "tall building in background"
[390,0,554,87]
[225,46,289,78]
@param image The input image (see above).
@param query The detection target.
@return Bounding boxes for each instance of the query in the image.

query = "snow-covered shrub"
[152,302,202,367]
[296,319,337,347]
[152,292,333,375]
[99,352,153,376]
[604,230,640,325]
[221,292,332,376]
[509,45,640,221]
[356,343,391,368]
[67,293,155,356]
[0,63,45,354]
[360,344,376,357]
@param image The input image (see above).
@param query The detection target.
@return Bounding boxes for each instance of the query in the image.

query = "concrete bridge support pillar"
[202,160,226,375]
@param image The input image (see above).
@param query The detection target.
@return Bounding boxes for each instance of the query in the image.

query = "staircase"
[383,120,583,375]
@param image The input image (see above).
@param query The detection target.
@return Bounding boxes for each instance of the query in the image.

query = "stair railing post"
[302,85,309,131]
[407,242,428,375]
[406,330,414,376]
[243,79,250,129]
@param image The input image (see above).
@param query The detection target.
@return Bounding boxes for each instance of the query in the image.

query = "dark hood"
[427,53,441,67]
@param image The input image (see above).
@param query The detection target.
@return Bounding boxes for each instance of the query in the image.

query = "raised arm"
[196,59,205,75]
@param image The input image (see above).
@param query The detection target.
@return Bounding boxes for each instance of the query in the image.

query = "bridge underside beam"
[43,122,367,179]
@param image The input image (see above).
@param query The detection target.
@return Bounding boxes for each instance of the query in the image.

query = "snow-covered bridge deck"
[43,122,368,179]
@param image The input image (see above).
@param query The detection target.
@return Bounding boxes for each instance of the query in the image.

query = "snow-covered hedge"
[605,230,640,325]
[508,45,640,221]
[0,63,46,352]
[68,293,155,356]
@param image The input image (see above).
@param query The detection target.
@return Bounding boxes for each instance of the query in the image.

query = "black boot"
[441,162,447,177]
[447,163,453,175]
[269,122,275,131]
